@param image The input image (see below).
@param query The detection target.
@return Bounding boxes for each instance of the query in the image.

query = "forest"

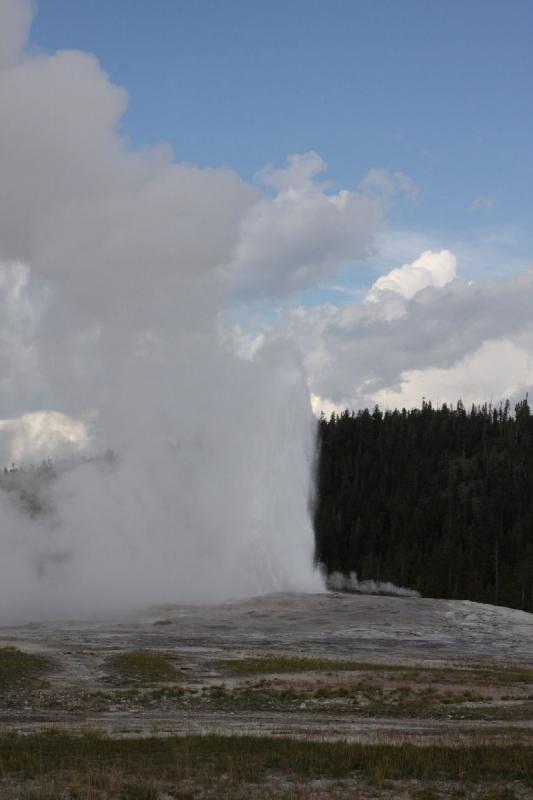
[314,398,533,611]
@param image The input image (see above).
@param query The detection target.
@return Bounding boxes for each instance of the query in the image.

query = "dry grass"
[5,782,529,800]
[1,731,532,783]
[214,657,533,685]
[0,647,50,692]
[214,656,409,675]
[1,731,531,800]
[106,650,181,685]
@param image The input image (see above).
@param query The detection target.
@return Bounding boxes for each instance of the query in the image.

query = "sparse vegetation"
[147,680,529,720]
[0,647,50,692]
[2,646,531,723]
[106,650,181,684]
[7,784,528,800]
[215,656,533,686]
[214,655,393,674]
[0,732,532,789]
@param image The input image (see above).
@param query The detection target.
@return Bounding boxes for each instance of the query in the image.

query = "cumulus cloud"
[366,249,456,301]
[386,226,533,283]
[0,44,256,313]
[222,152,385,296]
[284,254,533,413]
[373,339,533,410]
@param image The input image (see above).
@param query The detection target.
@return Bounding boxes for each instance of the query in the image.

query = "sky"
[29,0,532,236]
[3,0,533,425]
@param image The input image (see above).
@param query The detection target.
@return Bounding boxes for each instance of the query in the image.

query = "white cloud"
[373,339,533,410]
[0,0,32,68]
[310,393,345,418]
[358,168,419,201]
[222,152,385,297]
[281,253,533,413]
[0,411,88,465]
[366,249,456,301]
[366,224,533,286]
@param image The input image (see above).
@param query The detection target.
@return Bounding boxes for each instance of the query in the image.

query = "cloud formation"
[373,338,533,410]
[0,411,88,465]
[358,168,419,201]
[0,0,32,68]
[223,152,384,296]
[286,256,533,413]
[366,249,456,302]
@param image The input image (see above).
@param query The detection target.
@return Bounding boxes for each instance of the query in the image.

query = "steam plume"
[0,0,328,622]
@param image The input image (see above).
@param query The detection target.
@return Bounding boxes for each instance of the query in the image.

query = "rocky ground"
[1,592,533,798]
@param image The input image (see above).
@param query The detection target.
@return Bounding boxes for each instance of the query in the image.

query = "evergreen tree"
[315,399,533,611]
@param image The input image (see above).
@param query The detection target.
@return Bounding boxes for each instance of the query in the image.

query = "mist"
[0,0,337,623]
[326,572,420,599]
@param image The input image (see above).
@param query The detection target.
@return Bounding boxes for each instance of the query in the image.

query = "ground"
[1,592,532,798]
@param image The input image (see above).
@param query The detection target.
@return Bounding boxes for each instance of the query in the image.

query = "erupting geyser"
[0,0,325,623]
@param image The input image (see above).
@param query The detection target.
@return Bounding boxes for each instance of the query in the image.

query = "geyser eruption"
[0,340,321,623]
[0,0,326,622]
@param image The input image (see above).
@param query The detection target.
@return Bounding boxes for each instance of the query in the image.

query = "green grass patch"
[214,655,533,687]
[106,650,181,684]
[0,647,50,692]
[214,655,408,675]
[0,732,532,784]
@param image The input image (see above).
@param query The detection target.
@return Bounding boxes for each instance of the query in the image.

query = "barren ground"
[1,592,533,798]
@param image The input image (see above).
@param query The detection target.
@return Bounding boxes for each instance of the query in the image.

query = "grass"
[106,650,181,684]
[200,657,533,719]
[462,666,533,687]
[9,785,523,800]
[3,647,529,723]
[214,656,533,684]
[0,732,532,784]
[0,647,50,692]
[213,655,409,675]
[105,669,532,721]
[169,681,505,719]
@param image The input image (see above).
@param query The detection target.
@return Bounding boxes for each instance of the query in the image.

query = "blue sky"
[30,0,532,261]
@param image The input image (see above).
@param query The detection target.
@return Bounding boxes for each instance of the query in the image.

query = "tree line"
[314,399,533,611]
